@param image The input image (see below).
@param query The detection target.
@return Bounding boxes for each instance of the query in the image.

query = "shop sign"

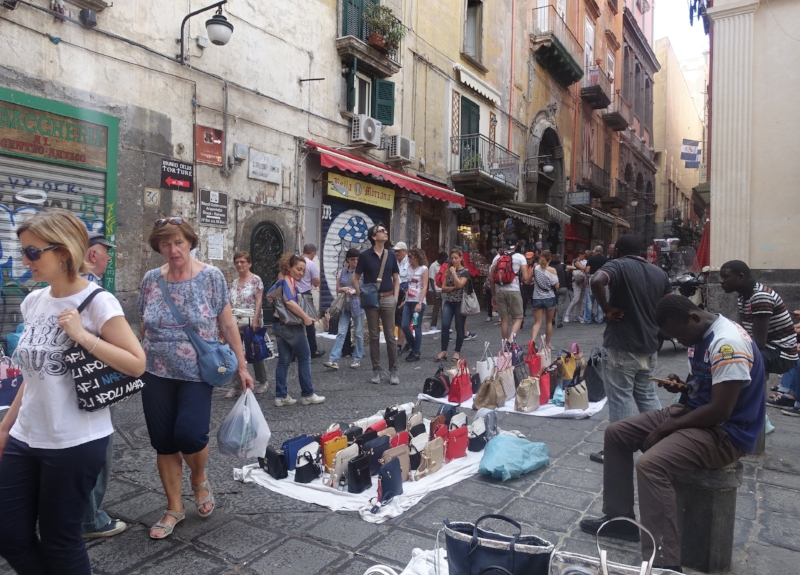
[195,125,224,166]
[199,188,229,227]
[567,191,591,206]
[248,148,282,184]
[327,173,395,210]
[160,159,194,191]
[0,100,108,169]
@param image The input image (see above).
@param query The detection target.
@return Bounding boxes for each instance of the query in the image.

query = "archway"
[526,108,565,207]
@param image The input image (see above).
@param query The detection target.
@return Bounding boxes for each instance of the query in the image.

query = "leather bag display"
[356,430,379,451]
[294,446,322,484]
[360,249,388,309]
[444,514,554,575]
[257,445,288,480]
[375,457,403,509]
[498,367,516,402]
[448,359,473,404]
[390,430,409,448]
[364,435,391,475]
[428,414,446,439]
[347,452,372,493]
[367,419,387,433]
[477,342,496,383]
[565,380,589,411]
[380,444,410,481]
[344,426,363,444]
[449,412,468,429]
[513,362,530,388]
[515,377,541,413]
[409,422,426,438]
[407,411,423,430]
[384,407,407,432]
[525,340,542,376]
[468,416,488,452]
[473,367,507,410]
[584,347,606,402]
[444,425,469,463]
[415,436,444,480]
[328,443,359,489]
[377,427,397,439]
[423,365,451,398]
[323,435,348,471]
[280,434,312,471]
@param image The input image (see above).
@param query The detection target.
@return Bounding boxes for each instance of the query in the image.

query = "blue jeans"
[601,347,662,423]
[781,358,800,408]
[273,322,315,398]
[329,309,364,363]
[440,300,466,353]
[0,435,108,575]
[401,302,426,355]
[82,426,113,532]
[584,283,605,323]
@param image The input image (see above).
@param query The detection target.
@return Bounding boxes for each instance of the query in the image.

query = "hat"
[525,252,535,259]
[393,241,408,251]
[88,232,115,249]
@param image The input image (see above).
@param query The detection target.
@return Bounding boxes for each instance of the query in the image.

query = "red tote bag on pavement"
[444,425,469,462]
[526,340,542,376]
[448,360,473,404]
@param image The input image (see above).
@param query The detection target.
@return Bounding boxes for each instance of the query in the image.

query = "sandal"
[767,394,796,408]
[770,384,781,393]
[192,480,215,518]
[254,383,269,395]
[223,388,240,399]
[434,353,447,362]
[150,507,185,540]
[451,355,461,362]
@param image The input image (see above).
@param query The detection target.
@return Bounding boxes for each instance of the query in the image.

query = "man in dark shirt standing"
[583,246,609,323]
[588,234,673,463]
[354,223,401,385]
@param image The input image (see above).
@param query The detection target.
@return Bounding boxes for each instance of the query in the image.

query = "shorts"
[496,290,524,320]
[531,297,557,310]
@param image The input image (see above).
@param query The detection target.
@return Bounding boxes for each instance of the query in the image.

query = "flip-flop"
[770,385,781,392]
[150,508,185,540]
[767,394,796,408]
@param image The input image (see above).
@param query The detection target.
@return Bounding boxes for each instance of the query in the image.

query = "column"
[707,0,759,268]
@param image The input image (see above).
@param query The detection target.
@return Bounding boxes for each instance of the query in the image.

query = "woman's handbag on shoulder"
[326,292,347,321]
[266,280,304,326]
[67,288,146,412]
[360,249,388,309]
[156,271,238,387]
[460,277,481,315]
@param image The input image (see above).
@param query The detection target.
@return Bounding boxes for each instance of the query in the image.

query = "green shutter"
[343,0,363,37]
[373,79,395,126]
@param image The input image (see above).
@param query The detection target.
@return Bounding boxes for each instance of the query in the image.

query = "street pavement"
[1,317,799,574]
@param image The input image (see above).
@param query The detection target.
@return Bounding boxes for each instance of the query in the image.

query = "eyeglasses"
[154,217,183,228]
[20,245,58,261]
[234,260,249,265]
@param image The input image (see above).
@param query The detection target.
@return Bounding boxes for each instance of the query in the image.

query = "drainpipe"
[507,0,517,152]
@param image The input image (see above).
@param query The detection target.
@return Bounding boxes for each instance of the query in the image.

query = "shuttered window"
[372,79,395,126]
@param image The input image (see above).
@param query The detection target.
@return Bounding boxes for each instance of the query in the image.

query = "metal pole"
[178,0,228,65]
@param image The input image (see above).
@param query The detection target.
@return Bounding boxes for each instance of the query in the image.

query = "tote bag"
[460,277,481,315]
[477,342,495,383]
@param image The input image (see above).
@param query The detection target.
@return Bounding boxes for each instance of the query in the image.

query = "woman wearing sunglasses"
[0,210,146,574]
[137,217,253,540]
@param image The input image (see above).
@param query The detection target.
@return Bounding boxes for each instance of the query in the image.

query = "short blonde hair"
[16,209,91,280]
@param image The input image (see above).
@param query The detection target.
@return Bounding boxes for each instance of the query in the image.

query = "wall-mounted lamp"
[177,0,233,64]
[79,8,97,28]
[445,202,463,210]
[630,200,639,207]
[331,183,349,197]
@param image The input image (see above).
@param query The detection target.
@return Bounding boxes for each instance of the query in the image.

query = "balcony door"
[460,96,481,169]
[584,16,595,69]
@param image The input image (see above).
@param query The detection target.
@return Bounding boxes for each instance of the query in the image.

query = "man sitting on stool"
[580,295,765,572]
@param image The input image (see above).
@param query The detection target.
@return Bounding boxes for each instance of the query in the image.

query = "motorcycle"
[658,271,707,351]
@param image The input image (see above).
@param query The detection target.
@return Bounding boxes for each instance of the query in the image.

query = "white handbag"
[476,342,495,383]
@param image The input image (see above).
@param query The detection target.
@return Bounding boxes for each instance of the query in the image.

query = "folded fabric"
[479,435,550,481]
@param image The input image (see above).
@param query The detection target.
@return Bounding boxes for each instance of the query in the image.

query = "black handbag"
[423,366,450,398]
[347,453,372,493]
[364,435,391,475]
[584,347,606,402]
[294,452,321,484]
[356,429,378,451]
[371,457,403,513]
[258,445,288,480]
[409,423,426,438]
[384,408,407,433]
[471,373,482,394]
[444,514,554,575]
[344,426,363,444]
[513,362,530,388]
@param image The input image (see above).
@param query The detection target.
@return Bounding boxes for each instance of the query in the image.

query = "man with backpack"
[489,238,530,340]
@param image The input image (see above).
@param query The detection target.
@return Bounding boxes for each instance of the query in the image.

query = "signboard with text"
[160,159,194,191]
[199,188,229,227]
[567,191,591,206]
[327,173,395,210]
[248,148,282,184]
[194,124,224,166]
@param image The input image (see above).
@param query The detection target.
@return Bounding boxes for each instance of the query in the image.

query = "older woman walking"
[434,247,471,362]
[324,248,365,370]
[138,217,253,540]
[0,210,145,574]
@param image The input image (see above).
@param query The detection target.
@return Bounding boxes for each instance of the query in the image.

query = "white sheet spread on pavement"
[417,393,607,419]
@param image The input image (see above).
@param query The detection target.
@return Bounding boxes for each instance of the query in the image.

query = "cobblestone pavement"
[1,318,798,574]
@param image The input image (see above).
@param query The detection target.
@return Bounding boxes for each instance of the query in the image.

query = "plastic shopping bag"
[217,389,271,459]
[478,434,550,482]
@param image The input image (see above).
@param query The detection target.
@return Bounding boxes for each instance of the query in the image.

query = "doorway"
[250,221,285,317]
[421,218,440,266]
[460,96,481,169]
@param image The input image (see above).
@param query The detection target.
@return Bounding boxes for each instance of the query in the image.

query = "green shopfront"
[0,87,119,344]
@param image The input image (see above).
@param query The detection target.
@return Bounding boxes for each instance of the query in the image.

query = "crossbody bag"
[360,249,388,309]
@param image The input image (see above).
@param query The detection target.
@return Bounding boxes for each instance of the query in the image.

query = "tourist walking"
[394,242,410,353]
[435,248,471,361]
[324,248,365,370]
[428,251,448,329]
[489,238,530,340]
[530,250,560,349]
[565,250,588,323]
[551,254,570,328]
[584,245,609,323]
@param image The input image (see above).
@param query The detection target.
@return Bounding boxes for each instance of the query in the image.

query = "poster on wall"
[199,189,229,227]
[194,125,224,166]
[249,149,282,184]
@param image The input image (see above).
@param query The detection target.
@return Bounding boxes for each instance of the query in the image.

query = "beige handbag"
[515,376,541,413]
[414,436,444,480]
[565,380,590,411]
[328,443,358,488]
[377,427,397,438]
[473,367,507,410]
[407,411,423,429]
[498,367,516,402]
[380,444,410,481]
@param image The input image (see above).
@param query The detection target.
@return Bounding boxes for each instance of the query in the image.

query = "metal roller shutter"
[0,154,106,340]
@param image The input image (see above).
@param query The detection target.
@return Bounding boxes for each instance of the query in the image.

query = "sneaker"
[492,311,499,317]
[322,361,339,370]
[579,516,641,542]
[371,370,382,384]
[299,393,326,405]
[563,317,570,323]
[83,519,127,539]
[350,361,361,369]
[466,332,477,340]
[590,451,604,464]
[275,396,297,407]
[390,371,400,385]
[783,407,800,417]
[406,353,420,362]
[486,317,492,322]
[557,323,564,329]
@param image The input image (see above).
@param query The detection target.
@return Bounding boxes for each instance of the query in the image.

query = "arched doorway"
[526,108,565,207]
[250,221,285,315]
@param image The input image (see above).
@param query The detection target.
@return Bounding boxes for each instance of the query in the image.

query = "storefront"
[0,88,118,343]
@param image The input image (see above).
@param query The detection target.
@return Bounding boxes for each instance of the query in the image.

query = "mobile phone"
[650,377,688,389]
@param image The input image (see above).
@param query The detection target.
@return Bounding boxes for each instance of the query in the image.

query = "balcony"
[576,162,610,198]
[449,134,520,200]
[336,4,402,79]
[580,66,612,109]
[602,93,632,131]
[531,6,584,88]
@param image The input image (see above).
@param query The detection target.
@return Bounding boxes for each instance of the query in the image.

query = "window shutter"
[344,0,364,37]
[373,79,395,126]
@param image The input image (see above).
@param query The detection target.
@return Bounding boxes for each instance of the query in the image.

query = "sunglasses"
[154,217,183,228]
[20,245,58,261]
[234,260,249,265]
[375,228,387,234]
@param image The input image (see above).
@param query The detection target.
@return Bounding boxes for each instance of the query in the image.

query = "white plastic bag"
[217,389,271,458]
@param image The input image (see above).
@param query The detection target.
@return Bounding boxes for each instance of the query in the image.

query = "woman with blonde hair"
[0,209,145,573]
[530,250,560,349]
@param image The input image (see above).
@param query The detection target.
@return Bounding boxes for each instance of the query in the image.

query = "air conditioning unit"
[350,114,382,148]
[386,135,415,165]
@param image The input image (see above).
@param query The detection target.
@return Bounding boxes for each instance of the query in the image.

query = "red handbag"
[444,425,468,462]
[540,372,551,402]
[526,340,542,376]
[432,423,448,440]
[367,419,387,433]
[448,360,473,404]
[391,430,409,448]
[320,428,342,450]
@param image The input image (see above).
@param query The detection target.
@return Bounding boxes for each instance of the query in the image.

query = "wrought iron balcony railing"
[340,0,401,67]
[577,161,610,196]
[580,65,612,109]
[450,134,520,190]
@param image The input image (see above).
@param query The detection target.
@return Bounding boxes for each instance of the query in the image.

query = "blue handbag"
[360,249,388,309]
[243,325,270,363]
[155,271,238,387]
[370,456,403,513]
[280,434,312,471]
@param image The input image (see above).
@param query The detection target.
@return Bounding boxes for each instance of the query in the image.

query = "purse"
[409,433,427,470]
[515,377,541,413]
[323,435,348,471]
[409,422,426,438]
[476,342,495,383]
[525,340,542,376]
[372,457,403,512]
[329,443,358,488]
[498,367,516,402]
[380,444,410,481]
[444,514,553,575]
[367,419,388,433]
[320,428,342,449]
[343,426,363,444]
[513,361,530,388]
[347,452,372,493]
[391,430,409,447]
[473,367,507,410]
[364,435,391,475]
[407,411,423,430]
[68,289,146,411]
[428,414,446,440]
[449,412,468,429]
[294,451,322,483]
[356,429,379,451]
[266,279,304,326]
[231,308,255,329]
[460,278,481,315]
[448,359,473,404]
[557,350,577,380]
[584,346,606,402]
[444,425,469,462]
[565,380,590,411]
[326,290,347,321]
[360,249,388,309]
[415,436,444,480]
[377,427,397,439]
[540,372,551,403]
[280,434,312,471]
[423,365,450,398]
[156,272,239,387]
[242,325,270,364]
[468,416,488,452]
[384,408,407,433]
[471,373,482,394]
[257,445,288,480]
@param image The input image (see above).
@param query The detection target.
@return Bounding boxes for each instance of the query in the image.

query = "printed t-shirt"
[405,265,428,302]
[11,284,122,449]
[491,252,527,292]
[737,282,798,362]
[443,268,472,302]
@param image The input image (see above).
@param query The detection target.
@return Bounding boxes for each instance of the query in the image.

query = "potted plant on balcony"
[363,4,405,54]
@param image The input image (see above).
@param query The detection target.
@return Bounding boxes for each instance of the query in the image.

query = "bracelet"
[89,336,100,353]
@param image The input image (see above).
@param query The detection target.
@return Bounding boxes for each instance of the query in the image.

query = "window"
[355,73,372,116]
[607,52,615,81]
[584,16,595,69]
[345,68,395,125]
[464,0,483,62]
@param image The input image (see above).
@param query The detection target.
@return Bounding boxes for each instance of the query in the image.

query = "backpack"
[493,253,517,285]
[423,365,451,398]
[435,263,449,288]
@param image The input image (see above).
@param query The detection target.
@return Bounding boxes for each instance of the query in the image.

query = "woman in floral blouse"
[226,251,268,398]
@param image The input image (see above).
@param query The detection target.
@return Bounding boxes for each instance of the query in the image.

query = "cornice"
[707,0,760,21]
[622,7,660,75]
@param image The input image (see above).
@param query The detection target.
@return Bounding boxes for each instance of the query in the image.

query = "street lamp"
[177,1,234,65]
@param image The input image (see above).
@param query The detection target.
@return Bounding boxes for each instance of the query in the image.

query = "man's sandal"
[150,508,185,540]
[192,480,215,518]
[767,394,796,408]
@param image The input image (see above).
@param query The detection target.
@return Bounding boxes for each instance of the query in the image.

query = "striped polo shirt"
[737,283,798,362]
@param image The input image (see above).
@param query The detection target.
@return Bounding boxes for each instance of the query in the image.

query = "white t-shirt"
[491,252,528,292]
[296,257,319,293]
[405,265,428,302]
[11,284,122,449]
[398,255,410,284]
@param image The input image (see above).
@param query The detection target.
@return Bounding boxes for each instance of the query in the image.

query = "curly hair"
[408,247,428,267]
[278,253,305,275]
[655,295,700,327]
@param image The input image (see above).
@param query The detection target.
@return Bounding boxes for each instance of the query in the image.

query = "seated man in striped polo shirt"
[719,260,798,377]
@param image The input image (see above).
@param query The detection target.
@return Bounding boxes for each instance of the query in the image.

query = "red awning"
[304,140,465,207]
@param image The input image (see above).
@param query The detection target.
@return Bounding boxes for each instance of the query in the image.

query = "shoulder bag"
[360,249,389,309]
[460,273,481,315]
[371,457,403,513]
[448,359,473,404]
[280,434,312,471]
[515,377,541,413]
[257,445,288,480]
[423,365,450,398]
[414,436,444,480]
[267,279,304,326]
[155,271,238,387]
[67,289,146,412]
[380,444,410,481]
[444,425,469,462]
[473,367,507,410]
[294,447,322,484]
[329,443,359,489]
[347,452,372,493]
[525,340,542,376]
[476,342,495,383]
[364,435,392,475]
[468,416,488,452]
[323,435,348,471]
[584,346,606,402]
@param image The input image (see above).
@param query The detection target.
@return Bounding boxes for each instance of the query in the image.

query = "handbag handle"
[596,517,655,575]
[363,566,399,575]
[571,342,581,355]
[469,514,521,556]
[480,341,491,362]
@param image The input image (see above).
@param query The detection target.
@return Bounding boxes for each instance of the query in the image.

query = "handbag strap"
[480,341,491,362]
[376,249,388,288]
[76,287,107,314]
[154,270,211,355]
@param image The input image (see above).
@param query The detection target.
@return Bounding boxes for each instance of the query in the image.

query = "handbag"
[565,380,589,411]
[506,335,524,367]
[423,365,450,398]
[473,367,507,410]
[329,443,358,488]
[242,325,270,364]
[444,425,469,462]
[409,422,426,438]
[372,457,403,512]
[477,342,495,383]
[347,452,372,493]
[525,340,542,376]
[367,419,388,433]
[156,272,238,387]
[428,414,446,439]
[468,416,488,452]
[266,279,304,326]
[407,411,423,429]
[364,435,391,475]
[448,359,473,404]
[384,407,407,433]
[557,350,577,380]
[257,445,288,480]
[294,451,322,484]
[415,436,444,480]
[298,291,318,320]
[460,278,481,315]
[498,366,516,402]
[537,335,552,371]
[323,435,348,471]
[231,308,255,329]
[471,373,482,394]
[360,249,388,309]
[326,290,347,322]
[409,433,427,470]
[513,361,530,388]
[320,427,342,449]
[584,347,606,402]
[67,289,146,411]
[444,514,553,575]
[356,429,379,451]
[343,425,363,444]
[378,427,397,439]
[280,434,312,471]
[540,372,551,403]
[390,430,409,448]
[380,444,410,481]
[496,341,513,372]
[515,377,541,413]
[449,412,468,429]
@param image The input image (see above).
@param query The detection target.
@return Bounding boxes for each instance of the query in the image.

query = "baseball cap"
[88,232,116,249]
[525,252,535,259]
[393,241,408,251]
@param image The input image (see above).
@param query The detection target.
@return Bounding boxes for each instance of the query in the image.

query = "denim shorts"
[531,297,557,310]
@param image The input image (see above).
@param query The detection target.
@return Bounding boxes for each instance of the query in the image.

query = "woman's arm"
[58,312,146,377]
[254,288,263,328]
[218,303,255,391]
[286,299,313,325]
[417,269,429,306]
[0,381,24,461]
[451,268,469,289]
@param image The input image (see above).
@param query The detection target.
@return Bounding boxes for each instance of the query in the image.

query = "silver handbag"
[460,279,481,315]
[268,288,303,326]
